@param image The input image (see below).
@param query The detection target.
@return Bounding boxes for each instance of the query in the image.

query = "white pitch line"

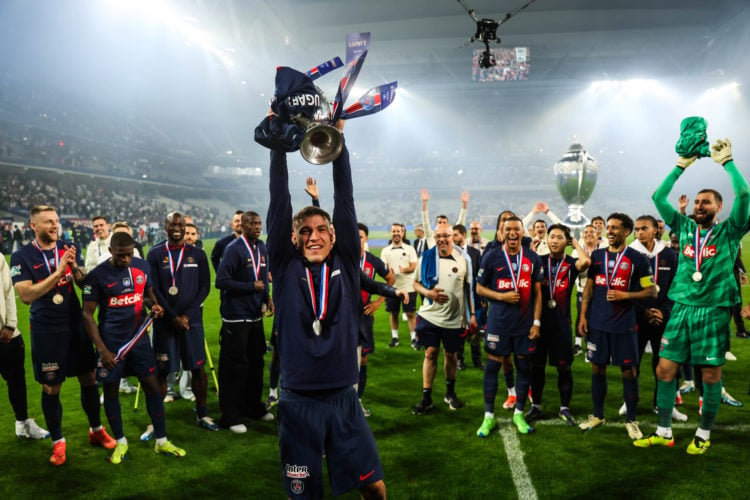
[499,425,538,500]
[495,417,750,432]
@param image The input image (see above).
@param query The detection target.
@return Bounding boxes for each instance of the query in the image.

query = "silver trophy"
[293,86,343,165]
[554,143,598,236]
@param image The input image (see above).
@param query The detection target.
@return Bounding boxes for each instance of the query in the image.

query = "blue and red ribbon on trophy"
[340,82,398,119]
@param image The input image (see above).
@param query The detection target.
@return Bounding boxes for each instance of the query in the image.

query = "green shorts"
[659,303,731,366]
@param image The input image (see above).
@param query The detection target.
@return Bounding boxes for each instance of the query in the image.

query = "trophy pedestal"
[562,205,591,239]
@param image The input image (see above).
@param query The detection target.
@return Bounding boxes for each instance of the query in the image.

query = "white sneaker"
[671,407,688,422]
[259,412,275,422]
[725,351,737,361]
[402,313,407,321]
[644,341,653,354]
[229,424,247,434]
[618,402,627,416]
[16,419,50,439]
[163,394,175,403]
[119,379,138,394]
[625,421,643,440]
[140,424,154,442]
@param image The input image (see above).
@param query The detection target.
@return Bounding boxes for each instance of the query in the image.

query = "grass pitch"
[1,238,749,499]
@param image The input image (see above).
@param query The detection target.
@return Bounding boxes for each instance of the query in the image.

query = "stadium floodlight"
[702,81,740,97]
[103,0,235,68]
[589,79,661,92]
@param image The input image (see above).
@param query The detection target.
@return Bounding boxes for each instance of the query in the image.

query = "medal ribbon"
[651,255,658,288]
[547,256,564,301]
[165,242,185,289]
[305,263,329,322]
[694,225,715,275]
[240,235,261,281]
[115,312,155,362]
[604,248,628,290]
[32,240,59,275]
[502,247,523,292]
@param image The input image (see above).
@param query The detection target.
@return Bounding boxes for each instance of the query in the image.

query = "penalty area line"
[499,425,538,500]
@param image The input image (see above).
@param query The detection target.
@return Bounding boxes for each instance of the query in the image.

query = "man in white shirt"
[380,224,419,349]
[84,215,111,272]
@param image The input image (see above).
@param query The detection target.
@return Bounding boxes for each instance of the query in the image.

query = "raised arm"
[711,139,750,229]
[332,139,358,267]
[267,149,295,273]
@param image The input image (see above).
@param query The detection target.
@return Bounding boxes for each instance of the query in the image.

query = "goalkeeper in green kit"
[635,137,750,454]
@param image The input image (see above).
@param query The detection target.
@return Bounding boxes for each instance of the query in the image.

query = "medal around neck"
[254,47,397,165]
[53,293,64,305]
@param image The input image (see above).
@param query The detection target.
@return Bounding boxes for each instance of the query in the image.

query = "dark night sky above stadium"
[1,0,750,215]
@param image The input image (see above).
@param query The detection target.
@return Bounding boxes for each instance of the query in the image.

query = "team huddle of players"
[2,134,745,497]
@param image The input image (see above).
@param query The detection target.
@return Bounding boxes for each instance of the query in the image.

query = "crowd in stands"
[0,172,225,238]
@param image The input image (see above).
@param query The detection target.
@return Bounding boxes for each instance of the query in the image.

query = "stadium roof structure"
[203,0,749,108]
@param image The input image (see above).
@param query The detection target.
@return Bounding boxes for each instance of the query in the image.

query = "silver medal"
[52,293,64,305]
[168,286,179,296]
[547,299,557,309]
[655,284,660,293]
[692,271,702,282]
[312,319,321,336]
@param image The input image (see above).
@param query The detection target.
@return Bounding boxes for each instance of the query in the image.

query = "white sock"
[117,437,128,445]
[391,330,399,338]
[575,337,582,347]
[695,427,711,441]
[655,426,672,438]
[514,409,523,415]
[156,437,168,446]
[508,387,516,397]
[410,331,416,341]
[269,387,278,398]
[484,411,495,419]
[53,437,66,445]
[90,425,103,432]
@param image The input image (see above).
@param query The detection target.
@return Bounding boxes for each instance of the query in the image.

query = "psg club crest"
[290,480,304,495]
[254,32,397,165]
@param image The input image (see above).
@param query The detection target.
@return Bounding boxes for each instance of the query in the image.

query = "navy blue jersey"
[540,254,580,330]
[215,235,270,320]
[477,246,544,336]
[267,146,360,391]
[632,246,677,322]
[211,233,238,271]
[83,258,151,345]
[360,251,389,305]
[10,240,84,325]
[587,247,654,334]
[146,242,210,324]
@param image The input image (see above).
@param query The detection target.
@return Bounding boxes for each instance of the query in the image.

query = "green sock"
[700,380,722,431]
[656,379,676,428]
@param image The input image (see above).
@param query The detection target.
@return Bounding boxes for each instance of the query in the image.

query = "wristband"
[533,319,541,327]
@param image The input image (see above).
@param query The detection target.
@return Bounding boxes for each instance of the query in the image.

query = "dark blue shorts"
[415,317,464,353]
[278,386,384,498]
[30,322,96,385]
[153,319,206,374]
[359,313,375,355]
[586,329,638,367]
[96,336,157,383]
[385,292,417,314]
[484,332,536,357]
[534,327,573,367]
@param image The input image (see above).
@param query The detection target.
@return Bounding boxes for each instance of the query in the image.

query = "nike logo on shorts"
[360,470,375,481]
[107,282,118,288]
